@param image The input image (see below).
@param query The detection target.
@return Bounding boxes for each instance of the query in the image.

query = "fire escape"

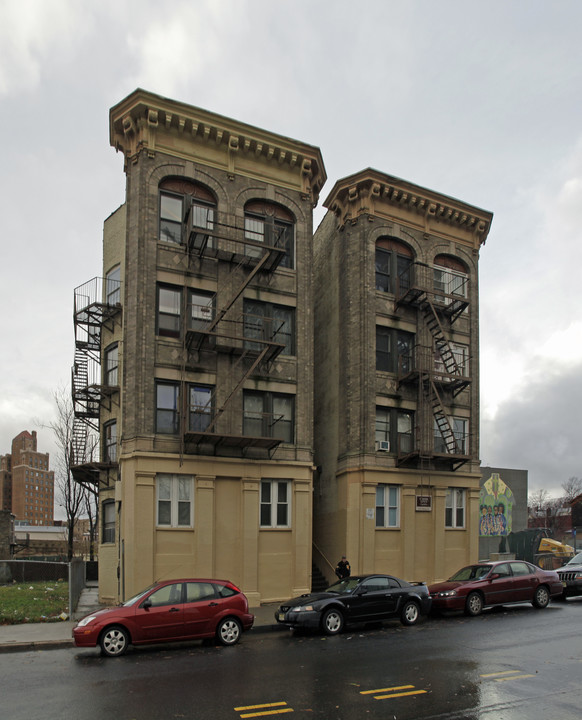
[396,262,471,470]
[71,277,121,490]
[179,201,288,458]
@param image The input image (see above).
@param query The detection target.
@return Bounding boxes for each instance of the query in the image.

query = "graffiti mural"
[479,472,514,536]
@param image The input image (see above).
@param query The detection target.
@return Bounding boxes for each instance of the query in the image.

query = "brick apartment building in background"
[70,89,492,605]
[0,430,55,526]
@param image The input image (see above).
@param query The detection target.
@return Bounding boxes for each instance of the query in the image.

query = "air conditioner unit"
[376,440,390,452]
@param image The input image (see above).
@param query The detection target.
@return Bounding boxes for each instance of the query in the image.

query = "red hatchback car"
[73,578,254,657]
[428,560,563,616]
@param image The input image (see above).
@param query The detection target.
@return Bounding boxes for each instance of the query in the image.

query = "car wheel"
[400,600,420,626]
[464,592,484,617]
[532,585,550,609]
[100,625,129,657]
[321,608,344,635]
[216,617,242,646]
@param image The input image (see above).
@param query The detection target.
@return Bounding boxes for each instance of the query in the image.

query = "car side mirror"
[142,598,152,609]
[489,573,500,581]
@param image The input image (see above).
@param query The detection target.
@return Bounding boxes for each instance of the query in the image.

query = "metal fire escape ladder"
[428,378,461,455]
[420,297,461,377]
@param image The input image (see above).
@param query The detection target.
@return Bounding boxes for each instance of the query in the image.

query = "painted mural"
[479,472,514,536]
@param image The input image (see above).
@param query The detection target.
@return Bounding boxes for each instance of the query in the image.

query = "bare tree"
[47,386,88,560]
[561,477,582,504]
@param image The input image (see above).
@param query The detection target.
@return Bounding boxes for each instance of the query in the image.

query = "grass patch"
[0,581,69,624]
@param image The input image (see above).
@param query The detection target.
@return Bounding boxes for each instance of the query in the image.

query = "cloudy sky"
[1,0,581,500]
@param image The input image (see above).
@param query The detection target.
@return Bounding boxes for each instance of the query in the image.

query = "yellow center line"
[494,674,536,683]
[375,690,427,700]
[360,684,415,695]
[235,703,288,711]
[480,671,520,678]
[241,708,293,718]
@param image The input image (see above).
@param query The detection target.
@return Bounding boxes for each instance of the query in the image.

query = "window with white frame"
[445,488,465,528]
[434,342,469,377]
[189,384,213,432]
[260,480,290,527]
[157,285,182,338]
[244,201,295,269]
[156,474,193,527]
[433,255,468,304]
[376,484,400,527]
[434,416,468,454]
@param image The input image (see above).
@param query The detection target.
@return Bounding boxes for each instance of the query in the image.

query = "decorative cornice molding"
[324,168,493,246]
[110,89,326,206]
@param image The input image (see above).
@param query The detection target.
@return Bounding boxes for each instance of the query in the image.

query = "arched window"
[375,238,413,294]
[159,179,216,244]
[433,254,469,302]
[244,201,295,269]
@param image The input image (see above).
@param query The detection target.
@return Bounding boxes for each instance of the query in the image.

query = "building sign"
[416,495,432,512]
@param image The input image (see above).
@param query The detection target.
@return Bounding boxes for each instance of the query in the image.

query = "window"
[433,256,468,304]
[375,408,414,453]
[260,480,290,527]
[159,179,217,246]
[188,290,214,330]
[185,582,216,602]
[103,421,117,462]
[244,201,294,269]
[434,417,468,454]
[156,474,193,527]
[106,265,121,305]
[445,488,465,528]
[102,500,115,543]
[189,384,213,432]
[243,300,295,355]
[376,327,414,374]
[375,238,413,294]
[145,582,183,607]
[104,344,119,386]
[376,485,400,527]
[157,285,182,338]
[243,391,294,443]
[156,382,180,434]
[434,342,469,377]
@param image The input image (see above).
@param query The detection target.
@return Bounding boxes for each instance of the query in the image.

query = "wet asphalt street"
[2,598,580,720]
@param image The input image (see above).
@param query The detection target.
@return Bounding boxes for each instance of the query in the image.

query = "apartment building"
[71,89,326,604]
[0,431,55,526]
[313,169,493,583]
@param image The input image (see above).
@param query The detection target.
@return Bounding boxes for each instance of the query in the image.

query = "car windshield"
[122,584,158,607]
[448,565,492,582]
[566,552,582,565]
[326,578,361,595]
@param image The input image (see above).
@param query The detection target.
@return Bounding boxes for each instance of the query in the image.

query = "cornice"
[324,168,493,247]
[110,89,326,207]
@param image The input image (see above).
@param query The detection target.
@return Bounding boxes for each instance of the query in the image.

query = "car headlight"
[438,590,457,598]
[291,605,314,612]
[77,615,97,627]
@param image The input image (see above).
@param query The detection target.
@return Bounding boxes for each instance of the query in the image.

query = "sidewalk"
[0,604,283,654]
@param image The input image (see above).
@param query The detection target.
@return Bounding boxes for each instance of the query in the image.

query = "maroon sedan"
[73,578,254,657]
[428,560,563,616]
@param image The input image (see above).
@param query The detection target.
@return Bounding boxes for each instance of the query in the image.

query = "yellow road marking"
[494,674,536,683]
[234,702,294,718]
[480,671,520,678]
[375,690,427,700]
[235,704,288,711]
[360,685,414,695]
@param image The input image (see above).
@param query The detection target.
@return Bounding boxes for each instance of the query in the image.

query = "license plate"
[278,613,286,621]
[562,581,567,587]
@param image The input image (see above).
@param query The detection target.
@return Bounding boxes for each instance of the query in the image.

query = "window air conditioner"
[376,440,390,452]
